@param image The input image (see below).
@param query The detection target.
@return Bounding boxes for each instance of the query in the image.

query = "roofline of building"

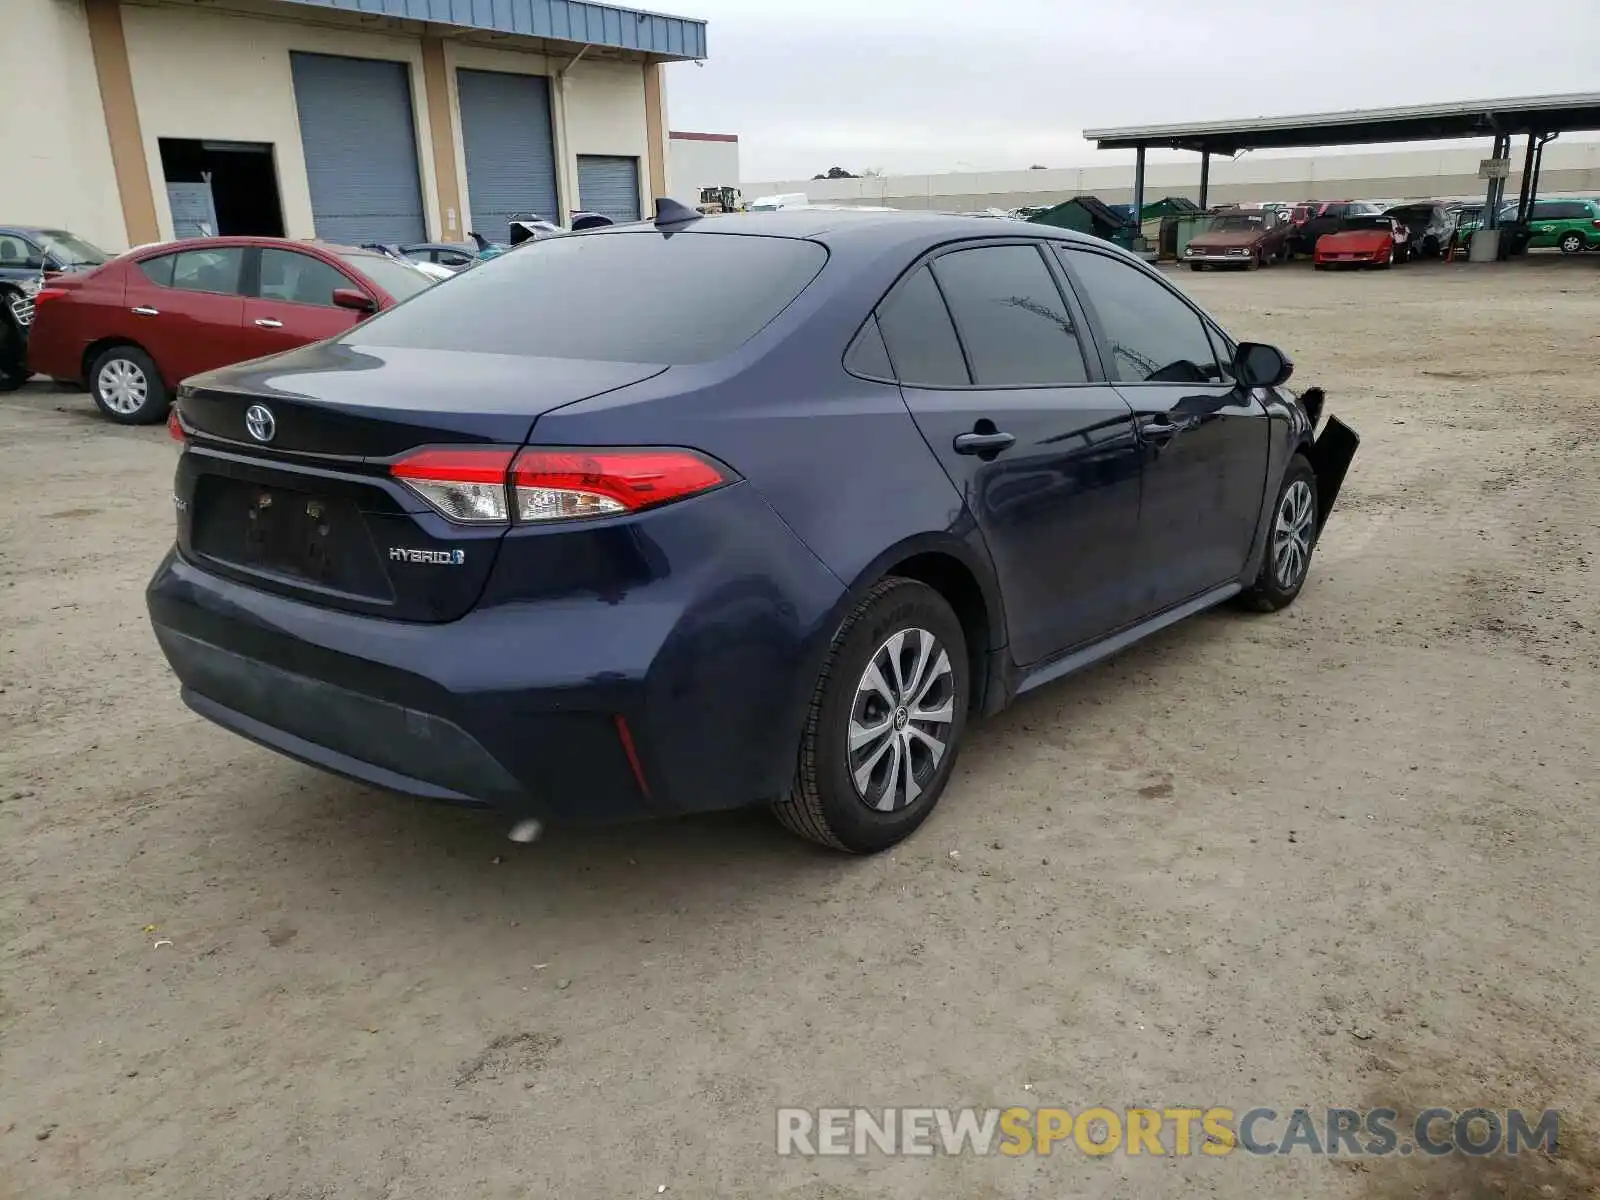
[267,0,707,60]
[1084,92,1600,149]
[669,130,738,142]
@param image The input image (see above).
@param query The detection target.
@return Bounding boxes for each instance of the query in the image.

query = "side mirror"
[1234,342,1293,390]
[332,287,377,314]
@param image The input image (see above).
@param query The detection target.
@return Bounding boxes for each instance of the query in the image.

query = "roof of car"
[588,207,1111,250]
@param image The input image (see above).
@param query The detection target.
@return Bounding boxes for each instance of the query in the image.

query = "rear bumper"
[24,312,82,383]
[146,485,848,824]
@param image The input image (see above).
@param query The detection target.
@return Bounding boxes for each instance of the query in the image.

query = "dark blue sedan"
[147,208,1358,853]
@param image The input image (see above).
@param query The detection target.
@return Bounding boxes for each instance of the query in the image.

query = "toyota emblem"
[244,404,276,443]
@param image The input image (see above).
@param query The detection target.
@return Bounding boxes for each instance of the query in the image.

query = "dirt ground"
[2,257,1598,1199]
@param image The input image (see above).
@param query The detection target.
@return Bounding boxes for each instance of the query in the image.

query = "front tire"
[772,578,969,853]
[89,345,168,425]
[1239,455,1318,612]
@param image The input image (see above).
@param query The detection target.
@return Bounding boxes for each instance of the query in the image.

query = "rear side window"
[136,254,176,286]
[844,316,894,379]
[930,245,1088,386]
[875,265,969,387]
[171,248,245,296]
[353,231,827,364]
[1061,248,1221,384]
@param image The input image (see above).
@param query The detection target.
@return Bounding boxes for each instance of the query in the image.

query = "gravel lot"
[2,258,1597,1200]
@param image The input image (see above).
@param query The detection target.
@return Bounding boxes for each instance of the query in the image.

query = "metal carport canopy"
[1083,92,1600,154]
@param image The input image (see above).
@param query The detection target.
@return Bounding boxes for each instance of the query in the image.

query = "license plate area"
[191,475,393,601]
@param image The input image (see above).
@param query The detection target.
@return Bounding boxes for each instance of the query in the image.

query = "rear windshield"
[351,231,828,364]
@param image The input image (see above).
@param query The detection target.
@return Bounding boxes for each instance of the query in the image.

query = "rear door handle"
[254,318,283,329]
[953,431,1016,456]
[131,306,158,317]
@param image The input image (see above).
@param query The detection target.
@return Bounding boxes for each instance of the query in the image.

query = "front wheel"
[1239,455,1318,612]
[772,578,969,853]
[89,345,169,425]
[1559,232,1586,255]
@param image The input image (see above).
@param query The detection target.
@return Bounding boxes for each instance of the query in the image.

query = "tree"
[813,166,858,179]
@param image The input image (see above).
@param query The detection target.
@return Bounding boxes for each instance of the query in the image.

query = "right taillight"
[32,286,69,306]
[388,445,731,526]
[510,448,730,523]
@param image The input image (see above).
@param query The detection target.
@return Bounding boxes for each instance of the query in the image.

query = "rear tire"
[771,577,970,854]
[89,345,168,425]
[1558,231,1586,255]
[1238,455,1318,613]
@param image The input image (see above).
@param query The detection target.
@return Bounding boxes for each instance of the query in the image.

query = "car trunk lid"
[173,342,667,622]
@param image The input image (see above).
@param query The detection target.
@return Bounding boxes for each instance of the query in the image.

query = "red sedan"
[1313,216,1402,270]
[28,237,435,424]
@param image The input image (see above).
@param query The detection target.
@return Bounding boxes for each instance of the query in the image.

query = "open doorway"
[158,139,285,239]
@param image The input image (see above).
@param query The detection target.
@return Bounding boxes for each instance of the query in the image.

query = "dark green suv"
[1523,198,1600,253]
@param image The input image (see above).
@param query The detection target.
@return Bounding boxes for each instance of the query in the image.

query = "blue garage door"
[289,53,426,246]
[456,69,559,240]
[577,155,642,223]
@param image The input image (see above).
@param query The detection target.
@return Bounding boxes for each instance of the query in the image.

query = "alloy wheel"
[1273,479,1315,590]
[97,358,148,415]
[847,627,955,812]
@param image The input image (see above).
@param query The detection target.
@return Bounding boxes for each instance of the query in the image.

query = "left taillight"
[31,286,70,307]
[167,407,186,442]
[389,445,732,526]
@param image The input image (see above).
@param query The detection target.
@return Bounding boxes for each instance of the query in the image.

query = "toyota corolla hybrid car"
[147,207,1359,854]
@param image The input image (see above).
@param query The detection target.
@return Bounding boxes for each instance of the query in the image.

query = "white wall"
[746,141,1600,211]
[561,58,651,217]
[122,1,443,243]
[3,0,125,250]
[668,136,740,201]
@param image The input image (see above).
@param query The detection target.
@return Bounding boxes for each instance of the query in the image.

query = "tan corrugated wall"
[83,0,158,245]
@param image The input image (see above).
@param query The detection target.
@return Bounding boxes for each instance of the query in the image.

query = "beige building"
[667,130,740,201]
[4,0,708,253]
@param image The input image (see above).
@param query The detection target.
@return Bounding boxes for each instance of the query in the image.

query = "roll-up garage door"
[289,53,426,246]
[577,155,642,223]
[456,69,559,240]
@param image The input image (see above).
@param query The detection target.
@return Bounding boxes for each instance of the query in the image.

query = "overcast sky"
[663,0,1600,182]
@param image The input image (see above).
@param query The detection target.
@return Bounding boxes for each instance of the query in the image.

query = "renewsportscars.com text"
[776,1106,1559,1158]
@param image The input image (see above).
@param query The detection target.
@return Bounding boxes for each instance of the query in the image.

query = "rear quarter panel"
[28,264,128,382]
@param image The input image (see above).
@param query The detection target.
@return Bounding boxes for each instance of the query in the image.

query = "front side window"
[874,265,969,388]
[258,249,352,307]
[929,244,1089,386]
[1061,249,1221,385]
[170,248,246,295]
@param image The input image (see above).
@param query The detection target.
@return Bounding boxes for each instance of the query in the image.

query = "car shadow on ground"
[207,605,1247,931]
